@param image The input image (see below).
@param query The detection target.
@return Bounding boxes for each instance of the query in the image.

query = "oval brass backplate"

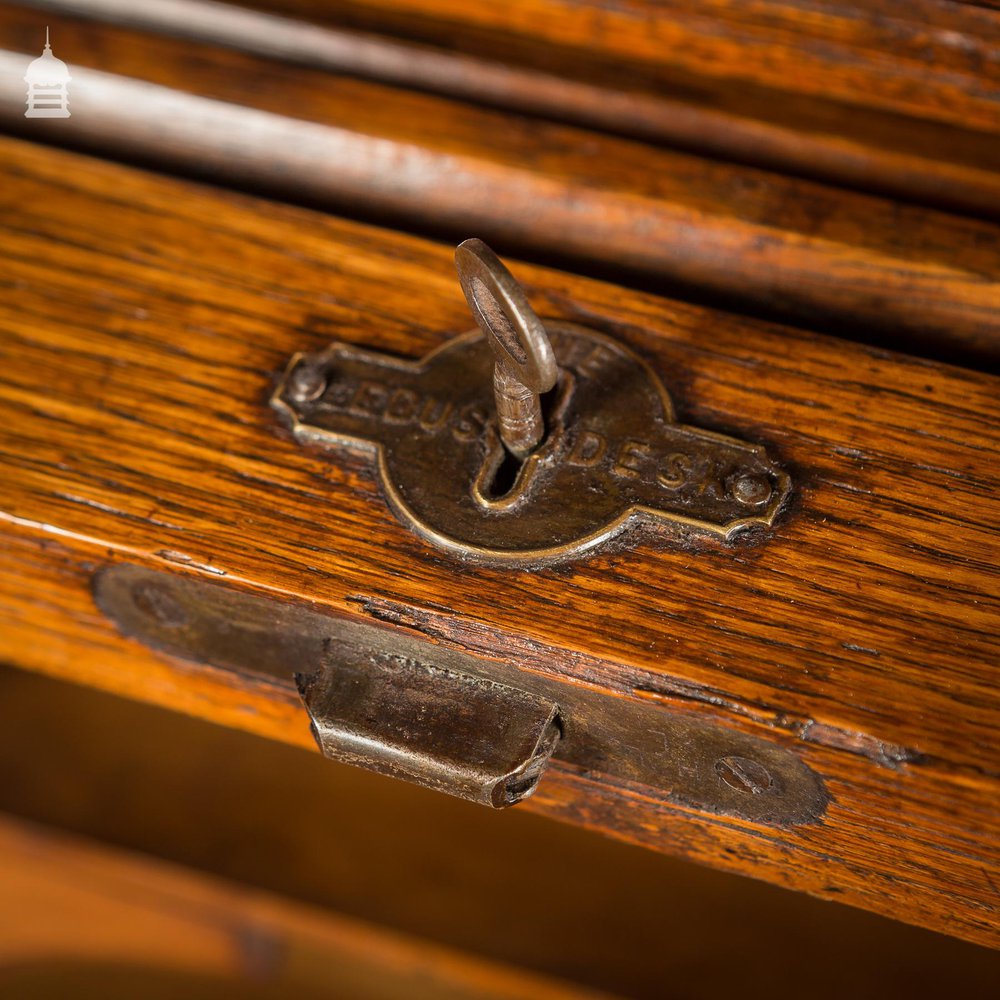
[95,564,827,822]
[272,323,791,566]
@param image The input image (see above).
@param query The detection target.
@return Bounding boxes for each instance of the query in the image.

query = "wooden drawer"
[0,133,997,944]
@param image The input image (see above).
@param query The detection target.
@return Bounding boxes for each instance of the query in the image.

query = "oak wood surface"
[274,0,1000,131]
[3,8,1000,367]
[0,137,997,946]
[19,0,1000,220]
[256,0,1000,135]
[0,813,617,1000]
[2,666,998,999]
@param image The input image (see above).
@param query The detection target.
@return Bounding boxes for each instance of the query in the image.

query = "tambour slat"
[1,7,999,365]
[17,0,999,218]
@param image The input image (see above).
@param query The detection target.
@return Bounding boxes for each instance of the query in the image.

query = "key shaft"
[455,239,558,460]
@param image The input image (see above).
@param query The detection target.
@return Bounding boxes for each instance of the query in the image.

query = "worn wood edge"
[5,666,1000,999]
[2,20,1000,367]
[12,0,1000,220]
[1,522,997,949]
[0,811,622,1000]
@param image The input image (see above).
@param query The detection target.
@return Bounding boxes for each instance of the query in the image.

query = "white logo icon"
[24,27,71,118]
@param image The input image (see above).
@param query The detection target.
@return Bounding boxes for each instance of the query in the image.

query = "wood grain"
[17,0,1000,220]
[3,9,1000,366]
[257,0,1000,135]
[0,813,618,1000]
[0,137,997,946]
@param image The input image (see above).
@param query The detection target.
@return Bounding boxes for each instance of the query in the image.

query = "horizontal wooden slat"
[2,9,1000,366]
[17,0,999,219]
[293,0,1000,132]
[0,813,618,1000]
[0,138,997,946]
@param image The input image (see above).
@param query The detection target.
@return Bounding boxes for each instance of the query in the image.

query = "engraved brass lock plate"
[273,241,790,564]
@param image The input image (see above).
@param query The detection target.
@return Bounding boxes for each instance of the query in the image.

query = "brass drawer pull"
[96,564,826,819]
[298,648,561,808]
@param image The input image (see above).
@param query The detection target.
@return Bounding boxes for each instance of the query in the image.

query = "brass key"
[455,239,558,460]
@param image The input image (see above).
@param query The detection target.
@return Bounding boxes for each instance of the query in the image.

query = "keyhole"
[483,448,526,500]
[479,379,562,502]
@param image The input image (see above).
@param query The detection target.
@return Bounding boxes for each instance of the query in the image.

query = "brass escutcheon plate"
[272,322,791,565]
